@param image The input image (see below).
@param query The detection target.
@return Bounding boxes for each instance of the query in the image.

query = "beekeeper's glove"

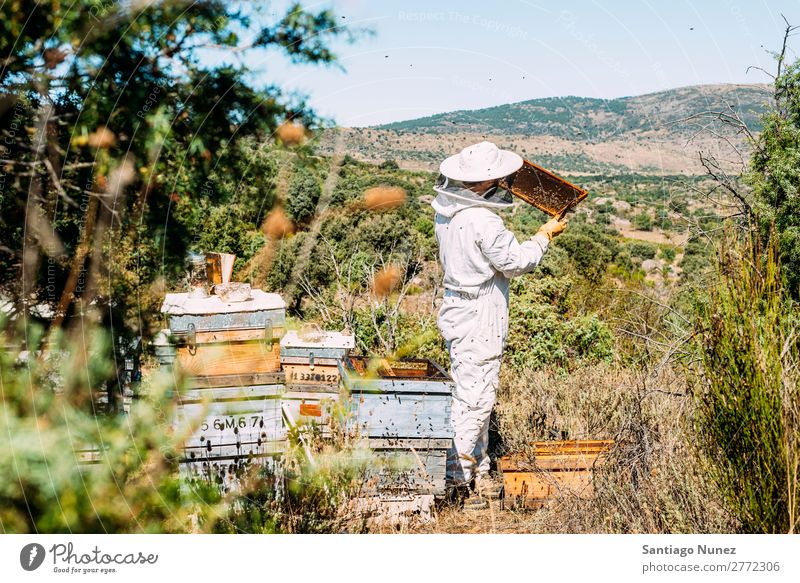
[536,217,568,241]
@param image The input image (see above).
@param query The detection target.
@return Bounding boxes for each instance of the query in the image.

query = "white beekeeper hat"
[439,141,523,182]
[433,141,522,208]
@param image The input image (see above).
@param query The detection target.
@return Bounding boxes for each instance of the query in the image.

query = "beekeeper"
[432,141,567,504]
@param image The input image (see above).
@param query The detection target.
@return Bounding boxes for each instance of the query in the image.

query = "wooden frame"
[500,160,588,217]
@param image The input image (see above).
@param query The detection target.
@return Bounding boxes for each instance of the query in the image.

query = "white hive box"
[280,329,355,430]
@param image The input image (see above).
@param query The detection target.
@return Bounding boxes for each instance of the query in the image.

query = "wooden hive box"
[160,290,286,377]
[279,328,355,434]
[174,372,287,485]
[339,356,454,440]
[280,328,354,388]
[499,440,613,509]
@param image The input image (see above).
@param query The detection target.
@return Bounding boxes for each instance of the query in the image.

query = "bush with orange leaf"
[363,186,406,211]
[262,207,296,240]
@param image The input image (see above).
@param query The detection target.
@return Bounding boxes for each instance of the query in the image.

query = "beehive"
[280,328,354,387]
[174,373,286,484]
[339,357,454,497]
[161,290,285,377]
[339,356,454,440]
[157,289,288,483]
[361,437,450,497]
[499,440,613,509]
[280,328,354,433]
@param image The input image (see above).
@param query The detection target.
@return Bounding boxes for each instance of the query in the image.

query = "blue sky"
[221,1,800,126]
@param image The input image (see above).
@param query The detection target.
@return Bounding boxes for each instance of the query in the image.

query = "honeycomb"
[501,160,588,217]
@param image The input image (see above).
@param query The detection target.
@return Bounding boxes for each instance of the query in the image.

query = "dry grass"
[262,206,295,240]
[87,126,116,149]
[410,363,736,533]
[371,265,403,298]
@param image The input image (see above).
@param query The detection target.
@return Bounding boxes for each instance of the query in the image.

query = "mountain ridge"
[319,83,773,175]
[375,83,771,140]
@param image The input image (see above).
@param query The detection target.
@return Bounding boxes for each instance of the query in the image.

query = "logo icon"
[20,543,46,571]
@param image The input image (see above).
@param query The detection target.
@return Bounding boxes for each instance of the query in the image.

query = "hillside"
[319,84,772,175]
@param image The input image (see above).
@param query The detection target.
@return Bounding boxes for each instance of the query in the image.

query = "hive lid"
[280,329,355,349]
[160,289,286,316]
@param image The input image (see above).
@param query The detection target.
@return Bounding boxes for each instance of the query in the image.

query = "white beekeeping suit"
[431,141,566,492]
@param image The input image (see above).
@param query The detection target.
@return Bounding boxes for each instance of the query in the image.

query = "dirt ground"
[377,497,585,534]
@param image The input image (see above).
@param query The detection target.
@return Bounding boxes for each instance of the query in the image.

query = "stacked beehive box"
[339,356,454,497]
[279,327,354,432]
[157,290,287,486]
[154,289,456,501]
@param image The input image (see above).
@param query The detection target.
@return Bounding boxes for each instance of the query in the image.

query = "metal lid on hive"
[161,289,286,334]
[280,329,355,350]
[160,289,286,315]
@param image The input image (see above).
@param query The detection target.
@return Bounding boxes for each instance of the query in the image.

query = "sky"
[220,0,800,127]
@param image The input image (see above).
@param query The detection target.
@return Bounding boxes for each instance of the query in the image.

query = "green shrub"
[628,242,657,260]
[747,58,800,298]
[0,324,198,533]
[679,237,712,283]
[414,217,434,237]
[655,208,673,230]
[267,233,305,291]
[632,211,653,231]
[692,235,799,533]
[505,276,613,372]
[286,169,323,225]
[379,159,400,170]
[554,222,619,283]
[659,246,677,262]
[195,204,265,269]
[594,211,611,226]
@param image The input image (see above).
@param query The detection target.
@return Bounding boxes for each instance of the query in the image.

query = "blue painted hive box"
[339,356,454,440]
[338,357,454,496]
[161,289,286,334]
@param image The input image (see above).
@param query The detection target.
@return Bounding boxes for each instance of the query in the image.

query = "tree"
[286,168,322,225]
[747,26,800,297]
[632,211,653,231]
[0,1,358,340]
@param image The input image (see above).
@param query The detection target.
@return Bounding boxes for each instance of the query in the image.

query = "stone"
[612,200,632,213]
